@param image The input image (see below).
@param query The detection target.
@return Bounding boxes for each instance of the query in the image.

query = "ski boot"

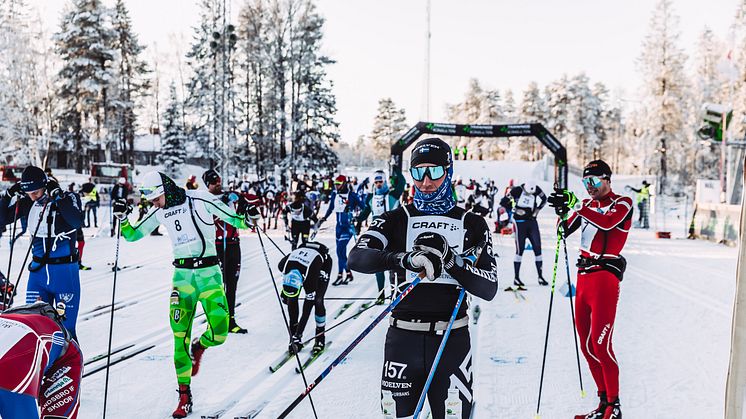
[78,263,91,271]
[345,270,354,283]
[229,317,248,334]
[603,398,621,419]
[312,328,325,355]
[289,334,303,355]
[538,276,548,286]
[575,393,607,419]
[332,273,345,286]
[375,294,386,305]
[190,338,206,376]
[505,278,526,292]
[172,384,192,418]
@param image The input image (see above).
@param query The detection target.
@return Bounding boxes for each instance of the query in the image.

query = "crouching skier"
[348,138,498,419]
[0,302,83,419]
[113,171,258,418]
[278,241,332,355]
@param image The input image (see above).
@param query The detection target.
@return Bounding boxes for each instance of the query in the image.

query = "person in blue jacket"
[0,166,84,339]
[319,174,363,286]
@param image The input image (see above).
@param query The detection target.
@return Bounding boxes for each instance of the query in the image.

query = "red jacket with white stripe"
[0,313,67,398]
[566,191,633,260]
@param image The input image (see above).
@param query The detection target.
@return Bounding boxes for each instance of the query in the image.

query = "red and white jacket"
[566,191,633,260]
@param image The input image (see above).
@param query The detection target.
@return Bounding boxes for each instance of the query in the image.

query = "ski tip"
[581,390,587,398]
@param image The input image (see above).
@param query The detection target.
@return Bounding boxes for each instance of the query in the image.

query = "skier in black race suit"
[278,241,332,355]
[349,137,498,419]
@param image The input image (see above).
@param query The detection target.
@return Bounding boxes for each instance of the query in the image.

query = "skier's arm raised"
[390,169,406,200]
[197,194,253,229]
[54,191,84,229]
[120,207,161,241]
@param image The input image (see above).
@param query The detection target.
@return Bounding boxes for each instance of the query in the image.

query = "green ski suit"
[121,189,251,385]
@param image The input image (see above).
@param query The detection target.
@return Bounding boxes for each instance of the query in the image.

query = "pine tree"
[690,27,724,180]
[110,0,151,167]
[567,73,601,165]
[519,81,547,160]
[637,0,690,193]
[160,83,187,178]
[545,75,571,152]
[369,98,408,163]
[0,0,51,165]
[54,0,116,172]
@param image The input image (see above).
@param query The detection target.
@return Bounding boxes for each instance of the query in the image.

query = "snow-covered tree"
[0,0,52,166]
[109,0,151,167]
[54,0,116,172]
[544,75,571,151]
[519,81,547,160]
[689,27,724,180]
[637,0,690,193]
[567,73,602,164]
[160,83,187,178]
[185,0,239,171]
[369,98,408,162]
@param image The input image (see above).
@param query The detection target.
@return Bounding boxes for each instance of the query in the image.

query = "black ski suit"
[348,204,498,419]
[278,242,332,344]
[509,185,547,280]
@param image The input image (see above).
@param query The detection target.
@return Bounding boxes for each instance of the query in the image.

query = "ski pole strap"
[413,287,467,419]
[172,255,220,269]
[389,316,469,333]
[277,273,425,419]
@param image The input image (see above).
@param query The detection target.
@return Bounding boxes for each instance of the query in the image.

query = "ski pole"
[413,287,466,419]
[259,226,287,257]
[10,201,49,302]
[535,226,563,418]
[2,204,20,307]
[278,273,425,419]
[255,227,319,419]
[560,222,585,398]
[102,219,122,419]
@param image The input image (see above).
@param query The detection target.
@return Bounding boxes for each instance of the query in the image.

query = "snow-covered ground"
[0,160,737,418]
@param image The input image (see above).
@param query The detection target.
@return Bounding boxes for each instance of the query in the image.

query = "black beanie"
[410,138,452,167]
[583,160,612,178]
[20,166,47,192]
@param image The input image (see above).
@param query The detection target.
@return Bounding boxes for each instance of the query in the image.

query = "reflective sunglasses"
[582,176,606,189]
[140,186,159,196]
[410,166,447,182]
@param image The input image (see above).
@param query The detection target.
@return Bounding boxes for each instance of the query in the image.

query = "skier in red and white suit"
[0,302,83,419]
[548,159,632,419]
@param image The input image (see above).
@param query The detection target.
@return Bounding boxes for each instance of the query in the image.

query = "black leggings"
[382,326,473,419]
[216,242,241,319]
[290,221,311,250]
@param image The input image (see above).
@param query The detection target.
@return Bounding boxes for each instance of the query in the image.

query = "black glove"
[354,219,362,235]
[412,232,455,270]
[398,250,443,281]
[547,188,574,218]
[45,180,62,199]
[4,182,21,198]
[112,199,132,220]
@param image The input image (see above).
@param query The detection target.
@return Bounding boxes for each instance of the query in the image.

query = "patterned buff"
[375,182,389,195]
[160,173,187,209]
[413,165,455,215]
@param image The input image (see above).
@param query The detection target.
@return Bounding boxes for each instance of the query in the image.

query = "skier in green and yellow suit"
[112,171,259,418]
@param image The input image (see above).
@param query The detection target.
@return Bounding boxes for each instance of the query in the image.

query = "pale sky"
[31,0,739,142]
